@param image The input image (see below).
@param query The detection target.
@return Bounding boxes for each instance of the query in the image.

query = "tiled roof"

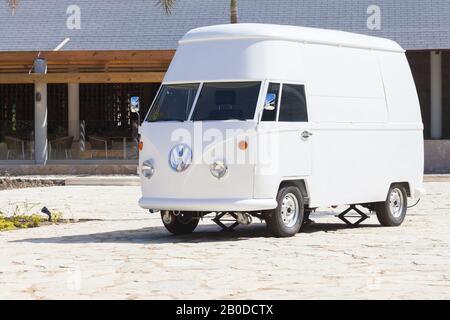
[0,0,449,51]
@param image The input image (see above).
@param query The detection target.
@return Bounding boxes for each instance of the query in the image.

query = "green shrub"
[0,214,45,230]
[0,204,65,231]
[0,218,15,231]
[0,205,44,231]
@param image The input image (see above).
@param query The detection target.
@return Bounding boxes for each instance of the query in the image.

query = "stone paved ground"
[0,182,449,299]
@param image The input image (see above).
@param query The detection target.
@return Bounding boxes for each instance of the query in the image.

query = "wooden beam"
[0,50,175,63]
[0,72,165,84]
[0,50,174,75]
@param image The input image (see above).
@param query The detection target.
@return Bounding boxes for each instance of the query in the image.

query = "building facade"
[0,0,449,173]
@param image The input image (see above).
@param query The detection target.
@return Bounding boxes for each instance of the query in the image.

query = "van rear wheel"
[161,211,200,235]
[265,186,304,237]
[375,184,408,226]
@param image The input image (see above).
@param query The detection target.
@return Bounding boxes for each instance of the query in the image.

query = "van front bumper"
[138,197,278,212]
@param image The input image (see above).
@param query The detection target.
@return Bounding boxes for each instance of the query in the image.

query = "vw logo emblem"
[169,144,192,172]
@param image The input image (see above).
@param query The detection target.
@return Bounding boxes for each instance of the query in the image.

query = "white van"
[135,24,425,237]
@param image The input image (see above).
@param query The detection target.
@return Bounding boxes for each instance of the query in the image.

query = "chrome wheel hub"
[162,211,174,224]
[280,193,299,228]
[389,188,404,218]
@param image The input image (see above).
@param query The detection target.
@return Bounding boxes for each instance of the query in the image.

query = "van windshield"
[192,82,261,121]
[146,83,199,122]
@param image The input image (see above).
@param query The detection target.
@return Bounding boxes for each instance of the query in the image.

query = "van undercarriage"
[155,182,412,237]
[156,203,372,235]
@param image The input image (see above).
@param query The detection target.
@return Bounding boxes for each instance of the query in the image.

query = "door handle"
[301,131,313,139]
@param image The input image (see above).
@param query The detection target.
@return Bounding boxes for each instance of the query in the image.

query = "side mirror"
[264,93,276,111]
[130,96,140,113]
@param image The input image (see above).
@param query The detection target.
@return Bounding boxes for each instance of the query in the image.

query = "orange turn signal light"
[238,140,248,150]
[138,141,143,151]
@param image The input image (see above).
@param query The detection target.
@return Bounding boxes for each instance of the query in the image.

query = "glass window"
[261,83,280,121]
[192,82,261,121]
[146,83,199,122]
[279,84,308,122]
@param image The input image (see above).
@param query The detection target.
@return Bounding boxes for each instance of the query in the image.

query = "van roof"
[180,23,405,53]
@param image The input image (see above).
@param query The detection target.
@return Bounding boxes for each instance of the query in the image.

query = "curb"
[0,176,140,188]
[65,177,140,186]
[423,175,450,182]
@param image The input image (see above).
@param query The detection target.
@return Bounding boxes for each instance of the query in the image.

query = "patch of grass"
[50,210,62,223]
[0,216,16,231]
[0,211,47,231]
[0,203,65,232]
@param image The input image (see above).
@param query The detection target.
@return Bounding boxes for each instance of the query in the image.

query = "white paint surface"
[139,24,424,211]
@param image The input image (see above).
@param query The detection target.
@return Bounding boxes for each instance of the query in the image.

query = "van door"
[258,82,312,179]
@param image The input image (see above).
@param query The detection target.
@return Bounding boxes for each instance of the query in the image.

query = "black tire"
[303,209,312,225]
[161,211,200,235]
[375,184,408,226]
[265,185,305,237]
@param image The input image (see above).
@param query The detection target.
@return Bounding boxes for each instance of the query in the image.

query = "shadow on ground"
[11,221,381,244]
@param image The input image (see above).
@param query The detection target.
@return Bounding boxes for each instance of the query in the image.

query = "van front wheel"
[161,211,200,235]
[265,186,304,237]
[375,184,408,226]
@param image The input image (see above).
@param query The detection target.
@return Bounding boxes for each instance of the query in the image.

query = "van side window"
[261,83,280,121]
[279,84,308,122]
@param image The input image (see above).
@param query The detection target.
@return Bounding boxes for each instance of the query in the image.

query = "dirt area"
[0,177,64,191]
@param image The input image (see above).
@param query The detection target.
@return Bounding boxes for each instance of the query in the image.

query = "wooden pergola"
[0,50,174,83]
[0,49,175,164]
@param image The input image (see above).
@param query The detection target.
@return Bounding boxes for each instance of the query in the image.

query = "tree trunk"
[230,0,238,23]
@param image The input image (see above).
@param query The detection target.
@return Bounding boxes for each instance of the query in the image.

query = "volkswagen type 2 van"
[135,24,425,237]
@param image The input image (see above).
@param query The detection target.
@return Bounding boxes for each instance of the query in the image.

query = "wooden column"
[34,83,48,164]
[431,51,443,140]
[68,83,80,140]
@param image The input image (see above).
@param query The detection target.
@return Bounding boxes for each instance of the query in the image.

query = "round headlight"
[141,160,155,179]
[210,161,227,179]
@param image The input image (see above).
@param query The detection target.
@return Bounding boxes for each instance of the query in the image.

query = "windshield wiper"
[194,118,247,121]
[148,119,185,122]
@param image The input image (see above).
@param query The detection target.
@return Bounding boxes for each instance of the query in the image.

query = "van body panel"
[138,23,424,213]
[139,121,257,201]
[253,121,312,199]
[306,125,422,207]
[165,40,306,84]
[378,51,423,123]
[138,197,277,212]
[180,24,404,52]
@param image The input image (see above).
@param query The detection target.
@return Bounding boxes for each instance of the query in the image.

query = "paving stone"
[0,182,449,299]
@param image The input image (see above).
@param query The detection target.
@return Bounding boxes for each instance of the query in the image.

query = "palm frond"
[155,0,176,15]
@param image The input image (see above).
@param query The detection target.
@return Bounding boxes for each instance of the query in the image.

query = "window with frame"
[192,82,261,121]
[261,83,280,122]
[278,84,308,122]
[146,83,199,122]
